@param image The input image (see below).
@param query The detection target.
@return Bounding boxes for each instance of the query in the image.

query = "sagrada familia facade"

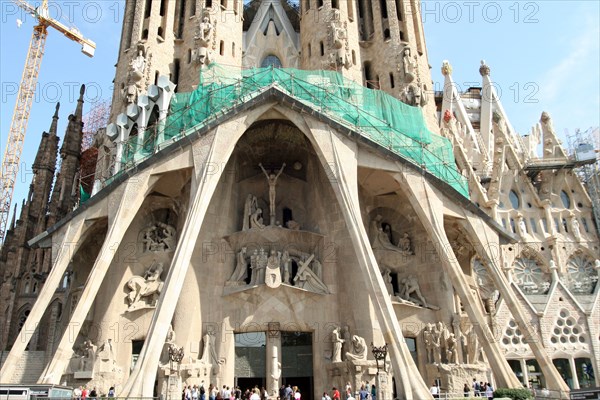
[1,1,598,399]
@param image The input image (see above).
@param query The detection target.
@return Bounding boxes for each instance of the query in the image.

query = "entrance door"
[235,332,267,392]
[282,332,313,400]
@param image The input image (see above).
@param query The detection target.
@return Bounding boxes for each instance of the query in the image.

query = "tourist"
[250,389,260,400]
[107,387,115,398]
[370,385,376,400]
[322,392,331,400]
[463,383,470,398]
[345,382,352,399]
[429,382,439,399]
[284,385,293,400]
[294,389,301,400]
[89,387,97,399]
[472,379,480,397]
[359,385,369,400]
[81,386,88,400]
[485,383,494,400]
[73,386,82,400]
[332,387,340,400]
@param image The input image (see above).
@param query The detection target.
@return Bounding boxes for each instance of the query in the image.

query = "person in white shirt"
[429,383,439,399]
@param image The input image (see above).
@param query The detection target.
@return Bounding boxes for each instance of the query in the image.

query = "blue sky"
[1,0,599,222]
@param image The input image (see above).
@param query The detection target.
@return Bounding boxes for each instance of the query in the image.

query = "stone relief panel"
[226,244,328,295]
[123,42,151,104]
[325,10,351,70]
[141,223,177,253]
[125,260,165,312]
[193,13,217,66]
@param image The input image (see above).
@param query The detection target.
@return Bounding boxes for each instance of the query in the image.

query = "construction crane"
[0,0,96,243]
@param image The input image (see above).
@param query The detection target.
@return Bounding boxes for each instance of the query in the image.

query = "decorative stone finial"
[441,60,452,76]
[540,111,551,123]
[479,60,490,76]
[53,102,60,118]
[492,110,503,124]
[443,109,453,123]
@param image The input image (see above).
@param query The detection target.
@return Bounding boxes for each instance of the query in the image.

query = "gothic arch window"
[261,55,283,68]
[509,190,520,209]
[23,275,31,294]
[561,190,571,208]
[513,254,551,294]
[565,255,598,294]
[17,307,31,335]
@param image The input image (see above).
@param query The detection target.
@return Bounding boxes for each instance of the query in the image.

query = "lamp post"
[167,344,185,400]
[371,343,389,400]
[371,342,388,372]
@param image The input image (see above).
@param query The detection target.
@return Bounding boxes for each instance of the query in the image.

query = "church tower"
[111,0,245,118]
[111,0,437,128]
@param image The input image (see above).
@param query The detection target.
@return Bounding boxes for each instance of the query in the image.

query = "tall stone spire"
[48,86,85,224]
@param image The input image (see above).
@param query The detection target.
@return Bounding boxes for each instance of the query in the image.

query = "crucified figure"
[259,163,286,226]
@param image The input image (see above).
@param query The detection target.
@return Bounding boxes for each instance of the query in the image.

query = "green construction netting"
[120,63,469,197]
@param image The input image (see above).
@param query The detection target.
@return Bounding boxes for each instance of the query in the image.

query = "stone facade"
[0,2,598,400]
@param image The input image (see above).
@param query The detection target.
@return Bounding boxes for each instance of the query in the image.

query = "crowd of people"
[430,379,494,399]
[73,386,114,399]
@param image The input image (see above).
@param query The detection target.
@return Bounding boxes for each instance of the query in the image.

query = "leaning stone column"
[395,170,522,389]
[303,121,431,400]
[119,108,270,397]
[462,208,570,396]
[0,217,86,381]
[38,170,155,384]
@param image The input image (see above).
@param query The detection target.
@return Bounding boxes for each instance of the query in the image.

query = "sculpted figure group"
[330,326,367,363]
[227,247,328,294]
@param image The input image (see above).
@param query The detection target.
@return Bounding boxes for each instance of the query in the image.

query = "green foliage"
[493,387,533,400]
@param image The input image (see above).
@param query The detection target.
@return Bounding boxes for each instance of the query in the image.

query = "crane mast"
[0,0,95,244]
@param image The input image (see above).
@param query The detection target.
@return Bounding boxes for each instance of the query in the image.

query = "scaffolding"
[82,99,111,151]
[113,64,469,197]
[568,127,600,235]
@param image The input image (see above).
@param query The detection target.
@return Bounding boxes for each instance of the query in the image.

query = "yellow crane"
[0,0,96,243]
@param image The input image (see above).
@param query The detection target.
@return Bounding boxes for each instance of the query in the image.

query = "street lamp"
[371,342,388,373]
[168,343,185,371]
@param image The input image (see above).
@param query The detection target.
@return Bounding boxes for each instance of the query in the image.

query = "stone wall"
[0,351,46,384]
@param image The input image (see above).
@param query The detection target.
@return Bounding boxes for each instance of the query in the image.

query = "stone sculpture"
[243,194,258,231]
[194,14,215,65]
[266,249,282,288]
[327,10,351,69]
[570,214,582,241]
[466,327,482,364]
[126,261,164,311]
[398,276,429,307]
[331,327,344,363]
[345,335,367,361]
[281,251,292,284]
[123,42,147,104]
[78,339,97,372]
[259,163,286,226]
[228,247,248,283]
[370,215,404,253]
[446,333,458,364]
[141,223,177,252]
[294,254,329,294]
[398,233,412,254]
[250,207,265,229]
[423,324,435,364]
